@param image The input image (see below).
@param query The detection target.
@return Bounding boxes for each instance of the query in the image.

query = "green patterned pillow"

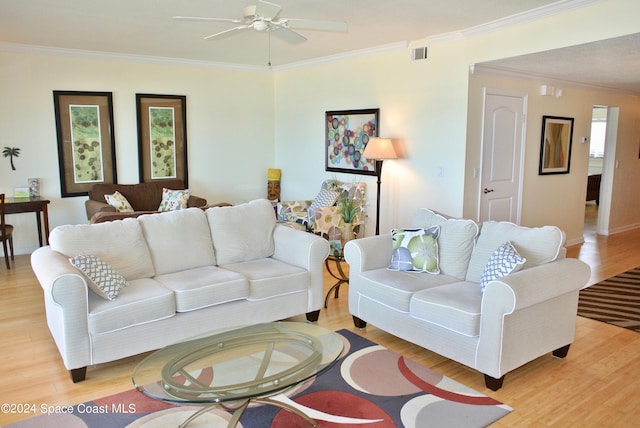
[69,254,127,300]
[158,188,191,211]
[389,226,440,274]
[104,191,134,213]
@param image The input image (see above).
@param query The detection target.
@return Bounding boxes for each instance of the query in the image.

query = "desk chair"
[0,194,15,269]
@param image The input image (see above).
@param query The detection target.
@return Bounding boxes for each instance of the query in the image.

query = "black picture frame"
[539,115,574,175]
[325,108,380,176]
[136,94,188,186]
[53,90,117,197]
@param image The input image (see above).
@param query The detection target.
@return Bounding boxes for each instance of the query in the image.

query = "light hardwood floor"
[1,207,639,426]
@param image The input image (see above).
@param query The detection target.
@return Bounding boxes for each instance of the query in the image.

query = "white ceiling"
[1,0,638,94]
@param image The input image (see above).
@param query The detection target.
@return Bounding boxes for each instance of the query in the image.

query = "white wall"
[0,50,274,253]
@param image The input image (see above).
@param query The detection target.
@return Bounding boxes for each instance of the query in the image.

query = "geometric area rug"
[578,266,640,333]
[3,330,512,428]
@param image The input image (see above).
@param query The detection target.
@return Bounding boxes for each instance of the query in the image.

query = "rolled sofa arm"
[344,234,393,274]
[85,199,116,221]
[483,258,591,313]
[272,224,330,311]
[31,247,91,371]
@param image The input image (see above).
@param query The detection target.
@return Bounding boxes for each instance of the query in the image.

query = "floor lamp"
[362,138,397,235]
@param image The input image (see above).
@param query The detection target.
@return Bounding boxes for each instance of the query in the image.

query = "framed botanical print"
[53,91,117,197]
[136,94,188,186]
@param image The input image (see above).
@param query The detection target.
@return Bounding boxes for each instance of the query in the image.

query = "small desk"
[5,197,51,247]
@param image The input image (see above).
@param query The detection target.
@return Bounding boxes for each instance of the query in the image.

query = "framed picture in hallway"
[53,91,118,197]
[136,94,188,186]
[325,108,379,176]
[539,115,574,175]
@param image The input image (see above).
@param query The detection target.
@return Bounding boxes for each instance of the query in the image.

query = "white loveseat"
[345,208,590,390]
[31,199,329,382]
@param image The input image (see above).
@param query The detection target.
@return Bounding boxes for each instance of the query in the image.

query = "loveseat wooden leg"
[552,344,571,358]
[352,316,367,329]
[70,367,87,383]
[306,310,320,322]
[484,374,505,391]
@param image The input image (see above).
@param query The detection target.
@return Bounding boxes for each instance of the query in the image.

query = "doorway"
[585,106,607,233]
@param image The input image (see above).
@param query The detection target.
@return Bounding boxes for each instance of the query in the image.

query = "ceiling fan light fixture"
[253,20,269,32]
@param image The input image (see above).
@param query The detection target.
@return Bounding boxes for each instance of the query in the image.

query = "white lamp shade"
[363,138,397,160]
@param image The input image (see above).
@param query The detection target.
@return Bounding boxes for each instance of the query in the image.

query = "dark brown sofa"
[85,179,207,223]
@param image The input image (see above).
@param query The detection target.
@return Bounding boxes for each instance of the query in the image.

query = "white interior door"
[479,89,526,223]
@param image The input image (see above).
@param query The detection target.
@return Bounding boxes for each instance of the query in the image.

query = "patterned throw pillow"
[309,189,340,211]
[69,254,127,300]
[479,241,527,293]
[389,226,440,274]
[158,188,191,212]
[104,191,134,213]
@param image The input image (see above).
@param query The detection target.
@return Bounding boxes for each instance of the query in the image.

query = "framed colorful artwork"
[539,115,574,175]
[325,108,379,176]
[136,94,188,186]
[53,91,118,197]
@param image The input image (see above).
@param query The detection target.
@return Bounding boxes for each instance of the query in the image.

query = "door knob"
[483,188,494,194]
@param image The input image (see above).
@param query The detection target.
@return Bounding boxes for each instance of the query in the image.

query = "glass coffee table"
[132,322,343,428]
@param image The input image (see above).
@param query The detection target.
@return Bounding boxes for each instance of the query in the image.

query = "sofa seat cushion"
[358,269,459,312]
[155,266,248,312]
[409,282,482,337]
[138,208,216,274]
[221,258,308,301]
[88,278,175,335]
[49,218,155,280]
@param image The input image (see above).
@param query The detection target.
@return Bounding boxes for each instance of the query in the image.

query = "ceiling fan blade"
[255,0,282,21]
[204,25,252,41]
[270,27,307,44]
[173,16,242,24]
[284,18,348,33]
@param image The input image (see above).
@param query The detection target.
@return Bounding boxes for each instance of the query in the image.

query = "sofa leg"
[552,344,571,358]
[484,374,505,391]
[70,367,87,383]
[352,316,367,329]
[306,310,320,322]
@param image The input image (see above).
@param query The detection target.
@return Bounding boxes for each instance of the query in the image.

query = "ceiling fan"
[173,0,348,44]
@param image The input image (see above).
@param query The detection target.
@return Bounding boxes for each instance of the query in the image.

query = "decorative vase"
[342,222,354,243]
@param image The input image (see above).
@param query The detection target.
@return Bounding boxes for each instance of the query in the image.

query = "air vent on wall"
[411,46,428,61]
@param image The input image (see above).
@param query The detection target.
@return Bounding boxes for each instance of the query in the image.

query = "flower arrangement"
[338,190,360,224]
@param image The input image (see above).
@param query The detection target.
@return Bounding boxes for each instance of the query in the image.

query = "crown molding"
[471,63,640,96]
[429,0,603,44]
[0,42,270,72]
[272,42,407,72]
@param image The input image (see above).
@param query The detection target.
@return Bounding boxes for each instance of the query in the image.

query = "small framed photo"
[539,115,574,175]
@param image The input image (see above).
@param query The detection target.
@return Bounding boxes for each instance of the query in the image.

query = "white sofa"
[31,199,329,382]
[345,208,590,390]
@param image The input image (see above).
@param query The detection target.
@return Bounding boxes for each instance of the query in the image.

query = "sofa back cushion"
[49,218,155,280]
[412,208,479,280]
[206,199,275,265]
[138,208,216,275]
[465,221,566,283]
[89,179,186,211]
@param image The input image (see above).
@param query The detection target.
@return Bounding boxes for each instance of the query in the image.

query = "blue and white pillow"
[479,241,526,292]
